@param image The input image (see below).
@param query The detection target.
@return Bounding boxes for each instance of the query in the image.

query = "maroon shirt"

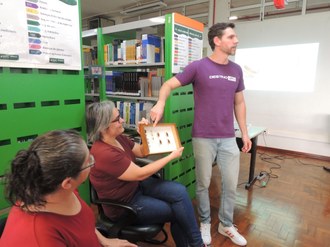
[0,193,100,247]
[90,135,138,220]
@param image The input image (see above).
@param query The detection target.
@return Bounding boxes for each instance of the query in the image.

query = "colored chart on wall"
[171,13,203,74]
[0,0,81,70]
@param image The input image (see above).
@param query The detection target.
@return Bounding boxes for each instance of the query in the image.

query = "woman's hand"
[137,117,149,135]
[101,238,137,247]
[138,117,149,125]
[169,146,184,160]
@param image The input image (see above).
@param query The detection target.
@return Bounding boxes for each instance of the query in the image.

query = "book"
[135,101,145,126]
[151,76,163,97]
[153,35,161,63]
[103,44,108,64]
[129,102,136,125]
[147,70,157,97]
[125,39,141,64]
[141,34,161,63]
[105,71,123,93]
[138,76,149,97]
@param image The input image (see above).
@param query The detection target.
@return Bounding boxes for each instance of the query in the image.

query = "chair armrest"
[92,197,138,236]
[135,157,163,179]
[93,197,138,216]
[135,157,154,166]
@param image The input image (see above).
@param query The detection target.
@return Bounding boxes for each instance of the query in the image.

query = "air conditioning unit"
[120,0,167,15]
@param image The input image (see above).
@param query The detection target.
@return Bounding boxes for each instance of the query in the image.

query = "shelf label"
[171,13,203,74]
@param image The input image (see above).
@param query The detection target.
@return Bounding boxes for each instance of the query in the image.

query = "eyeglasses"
[79,154,95,171]
[111,114,121,123]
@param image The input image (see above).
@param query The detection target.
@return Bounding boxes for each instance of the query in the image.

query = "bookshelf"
[106,62,165,68]
[82,13,204,198]
[82,29,100,103]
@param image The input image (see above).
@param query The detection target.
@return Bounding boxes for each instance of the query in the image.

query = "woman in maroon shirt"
[1,130,136,247]
[86,100,206,247]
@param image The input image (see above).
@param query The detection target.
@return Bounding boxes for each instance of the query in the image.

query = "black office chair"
[90,182,167,244]
[0,217,7,237]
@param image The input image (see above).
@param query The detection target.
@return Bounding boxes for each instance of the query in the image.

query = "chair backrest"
[0,217,7,237]
[89,182,103,214]
[90,180,140,236]
[89,182,135,221]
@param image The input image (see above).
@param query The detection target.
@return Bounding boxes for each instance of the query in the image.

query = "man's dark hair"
[208,22,235,51]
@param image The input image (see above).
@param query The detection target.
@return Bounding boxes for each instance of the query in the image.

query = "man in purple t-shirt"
[151,23,252,246]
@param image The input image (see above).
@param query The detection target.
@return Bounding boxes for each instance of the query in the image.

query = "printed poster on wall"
[171,13,203,74]
[0,0,81,70]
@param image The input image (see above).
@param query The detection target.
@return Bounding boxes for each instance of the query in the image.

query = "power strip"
[257,172,268,187]
[257,172,267,180]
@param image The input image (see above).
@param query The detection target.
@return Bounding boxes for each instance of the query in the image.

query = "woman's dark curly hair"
[4,129,87,211]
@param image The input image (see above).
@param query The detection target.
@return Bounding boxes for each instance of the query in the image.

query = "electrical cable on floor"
[242,131,329,188]
[238,151,285,189]
[295,158,325,169]
[237,181,248,187]
[258,151,283,179]
[237,150,283,188]
[253,133,279,187]
[260,132,327,172]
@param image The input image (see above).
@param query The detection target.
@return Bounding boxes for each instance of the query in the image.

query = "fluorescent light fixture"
[120,1,167,15]
[229,15,238,20]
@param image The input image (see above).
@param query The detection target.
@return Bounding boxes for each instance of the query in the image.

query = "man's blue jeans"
[130,177,203,247]
[193,137,240,227]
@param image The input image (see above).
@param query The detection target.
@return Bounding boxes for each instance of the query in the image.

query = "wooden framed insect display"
[139,123,182,155]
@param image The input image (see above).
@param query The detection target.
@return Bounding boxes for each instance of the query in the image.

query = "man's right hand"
[150,101,165,126]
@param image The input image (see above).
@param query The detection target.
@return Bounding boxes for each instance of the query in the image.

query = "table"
[235,126,267,189]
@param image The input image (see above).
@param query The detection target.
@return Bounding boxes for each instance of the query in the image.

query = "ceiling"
[80,0,200,20]
[80,0,330,28]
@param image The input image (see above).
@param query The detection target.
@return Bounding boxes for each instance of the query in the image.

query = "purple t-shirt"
[175,57,245,138]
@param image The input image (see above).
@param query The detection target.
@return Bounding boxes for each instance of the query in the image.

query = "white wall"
[233,13,330,156]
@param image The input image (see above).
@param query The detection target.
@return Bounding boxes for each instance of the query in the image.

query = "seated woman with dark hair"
[0,129,137,247]
[86,100,205,247]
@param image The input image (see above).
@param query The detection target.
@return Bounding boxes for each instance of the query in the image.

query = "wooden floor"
[136,149,330,247]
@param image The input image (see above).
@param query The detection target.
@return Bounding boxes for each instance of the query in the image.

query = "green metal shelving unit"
[163,13,198,198]
[0,0,88,215]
